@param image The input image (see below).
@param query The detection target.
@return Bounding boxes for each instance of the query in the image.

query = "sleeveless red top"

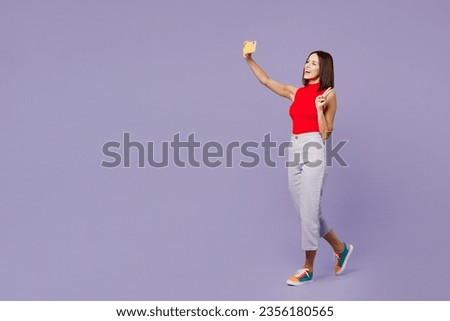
[289,82,327,134]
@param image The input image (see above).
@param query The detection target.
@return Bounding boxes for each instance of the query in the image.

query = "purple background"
[1,0,450,300]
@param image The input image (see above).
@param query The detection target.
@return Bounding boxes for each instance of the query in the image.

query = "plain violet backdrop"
[1,0,450,300]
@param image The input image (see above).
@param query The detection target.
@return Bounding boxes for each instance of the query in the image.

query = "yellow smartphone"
[243,41,257,54]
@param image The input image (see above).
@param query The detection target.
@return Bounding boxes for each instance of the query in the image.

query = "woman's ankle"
[302,265,314,273]
[334,241,345,253]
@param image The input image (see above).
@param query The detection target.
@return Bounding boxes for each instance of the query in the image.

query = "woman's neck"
[308,77,320,84]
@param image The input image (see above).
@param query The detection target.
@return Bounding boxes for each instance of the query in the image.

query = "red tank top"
[289,82,327,134]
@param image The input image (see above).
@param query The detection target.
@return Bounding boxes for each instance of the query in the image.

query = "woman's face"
[303,53,320,81]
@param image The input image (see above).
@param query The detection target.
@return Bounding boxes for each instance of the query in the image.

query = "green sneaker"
[335,242,353,275]
[287,268,313,286]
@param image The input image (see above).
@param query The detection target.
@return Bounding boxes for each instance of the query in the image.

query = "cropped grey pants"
[287,132,331,250]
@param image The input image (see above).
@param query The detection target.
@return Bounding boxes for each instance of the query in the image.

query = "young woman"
[243,42,353,286]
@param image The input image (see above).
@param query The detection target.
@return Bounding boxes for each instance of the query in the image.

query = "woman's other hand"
[315,87,334,110]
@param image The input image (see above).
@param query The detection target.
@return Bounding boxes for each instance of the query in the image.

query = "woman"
[243,42,353,286]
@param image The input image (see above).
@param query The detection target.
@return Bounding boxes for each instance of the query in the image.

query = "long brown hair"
[302,50,334,91]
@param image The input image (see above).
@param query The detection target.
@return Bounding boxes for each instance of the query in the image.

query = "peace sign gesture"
[315,87,334,110]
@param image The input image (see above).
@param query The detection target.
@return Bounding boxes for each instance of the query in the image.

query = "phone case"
[243,41,257,54]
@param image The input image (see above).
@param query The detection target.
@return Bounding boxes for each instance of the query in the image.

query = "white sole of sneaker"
[286,279,313,286]
[335,244,353,276]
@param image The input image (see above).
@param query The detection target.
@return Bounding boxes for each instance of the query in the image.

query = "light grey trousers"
[287,132,331,250]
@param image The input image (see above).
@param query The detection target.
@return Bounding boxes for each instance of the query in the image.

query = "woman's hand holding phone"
[242,40,257,59]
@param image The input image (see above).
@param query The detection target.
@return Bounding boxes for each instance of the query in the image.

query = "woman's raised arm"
[243,43,298,102]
